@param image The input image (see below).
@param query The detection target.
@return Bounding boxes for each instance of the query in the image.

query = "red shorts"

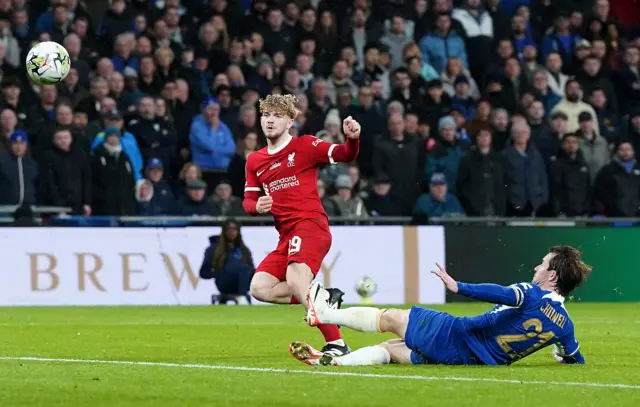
[256,220,332,281]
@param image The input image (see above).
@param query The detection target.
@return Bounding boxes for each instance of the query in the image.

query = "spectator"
[326,60,358,106]
[589,88,618,143]
[594,141,640,216]
[91,110,144,181]
[576,112,611,183]
[550,133,593,217]
[452,0,493,81]
[40,128,91,215]
[502,121,548,216]
[180,179,218,216]
[316,179,339,217]
[373,112,421,215]
[577,54,618,114]
[0,109,18,152]
[531,69,561,115]
[380,15,412,70]
[441,58,480,100]
[0,130,38,205]
[456,128,506,216]
[490,107,510,151]
[424,116,468,194]
[0,77,28,129]
[527,100,557,165]
[419,13,468,74]
[189,98,235,171]
[212,180,244,216]
[614,46,640,115]
[127,96,177,174]
[414,172,465,220]
[136,158,177,216]
[364,173,402,216]
[541,12,582,73]
[199,220,254,305]
[90,127,136,215]
[330,175,368,218]
[545,52,569,97]
[451,76,477,121]
[551,80,600,134]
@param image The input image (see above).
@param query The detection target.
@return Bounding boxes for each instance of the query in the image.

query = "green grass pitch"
[0,303,639,406]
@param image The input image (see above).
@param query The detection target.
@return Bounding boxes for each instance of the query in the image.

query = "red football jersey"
[243,134,359,233]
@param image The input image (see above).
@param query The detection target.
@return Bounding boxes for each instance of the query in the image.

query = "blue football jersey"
[456,282,584,365]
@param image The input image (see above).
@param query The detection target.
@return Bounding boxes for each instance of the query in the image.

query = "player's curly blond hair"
[258,94,300,119]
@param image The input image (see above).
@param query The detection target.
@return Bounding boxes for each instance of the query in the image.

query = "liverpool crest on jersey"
[287,152,296,167]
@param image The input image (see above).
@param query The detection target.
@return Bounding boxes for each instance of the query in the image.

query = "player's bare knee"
[379,309,410,338]
[249,280,268,302]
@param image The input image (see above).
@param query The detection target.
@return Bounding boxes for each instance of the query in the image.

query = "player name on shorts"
[267,176,300,193]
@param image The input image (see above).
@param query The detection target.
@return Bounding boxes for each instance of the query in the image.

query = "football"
[355,276,377,298]
[25,41,71,85]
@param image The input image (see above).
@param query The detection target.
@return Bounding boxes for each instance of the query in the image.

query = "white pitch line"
[0,356,639,390]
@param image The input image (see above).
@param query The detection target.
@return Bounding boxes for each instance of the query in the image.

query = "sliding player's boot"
[326,288,345,309]
[306,282,330,326]
[321,342,351,357]
[289,341,337,366]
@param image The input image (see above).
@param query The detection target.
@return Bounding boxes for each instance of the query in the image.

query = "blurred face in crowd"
[140,56,156,76]
[391,16,404,34]
[300,38,316,56]
[451,110,465,128]
[53,130,72,152]
[320,11,334,30]
[1,109,17,132]
[301,8,316,29]
[73,111,88,129]
[365,47,379,66]
[505,57,521,78]
[64,67,79,87]
[566,81,582,102]
[532,71,548,92]
[388,113,405,137]
[56,105,73,126]
[2,83,19,102]
[223,221,239,241]
[229,40,243,61]
[523,44,537,62]
[241,106,257,127]
[147,167,163,182]
[476,100,492,120]
[251,32,264,52]
[312,80,328,100]
[408,57,422,76]
[579,118,594,133]
[139,97,156,120]
[202,102,220,124]
[512,14,526,35]
[571,11,583,30]
[296,54,312,74]
[216,183,232,201]
[516,4,530,20]
[546,53,562,73]
[429,182,447,201]
[337,185,352,201]
[352,8,365,28]
[394,70,411,90]
[446,58,462,76]
[562,135,579,156]
[373,180,391,196]
[511,122,531,145]
[527,101,545,122]
[434,0,450,13]
[243,132,258,151]
[617,142,634,162]
[595,0,610,20]
[551,116,567,134]
[64,34,81,58]
[584,57,602,77]
[162,81,177,101]
[14,10,28,27]
[589,89,607,109]
[155,98,167,117]
[54,5,69,25]
[295,92,308,114]
[105,134,120,146]
[137,36,153,56]
[497,39,514,59]
[332,60,348,80]
[632,115,640,132]
[90,78,109,100]
[591,40,607,59]
[97,58,114,79]
[476,129,492,151]
[455,80,469,97]
[435,14,451,33]
[200,23,217,46]
[341,47,357,67]
[268,9,283,30]
[41,85,57,105]
[415,0,428,14]
[284,68,300,89]
[72,17,88,37]
[109,72,125,94]
[111,0,126,14]
[555,16,570,32]
[11,139,27,156]
[165,7,180,28]
[405,114,419,134]
[492,109,509,131]
[156,48,175,69]
[624,46,640,67]
[188,187,206,202]
[216,88,231,106]
[348,166,360,186]
[100,98,117,116]
[154,19,169,40]
[440,122,456,142]
[371,80,384,98]
[184,165,199,181]
[135,14,147,33]
[467,0,481,9]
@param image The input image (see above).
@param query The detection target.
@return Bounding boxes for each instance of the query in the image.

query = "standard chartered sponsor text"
[268,175,300,192]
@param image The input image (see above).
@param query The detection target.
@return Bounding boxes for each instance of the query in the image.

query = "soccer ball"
[355,276,377,298]
[25,41,71,85]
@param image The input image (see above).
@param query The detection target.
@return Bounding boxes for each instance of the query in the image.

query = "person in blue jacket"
[414,172,465,221]
[199,220,255,304]
[91,125,143,181]
[418,13,468,74]
[189,97,236,171]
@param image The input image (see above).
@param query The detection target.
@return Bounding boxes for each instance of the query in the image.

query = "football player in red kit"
[243,94,360,356]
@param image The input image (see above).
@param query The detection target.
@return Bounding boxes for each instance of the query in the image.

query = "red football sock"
[317,324,342,342]
[290,296,300,305]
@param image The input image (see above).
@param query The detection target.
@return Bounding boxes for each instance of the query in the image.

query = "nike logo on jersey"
[257,169,266,176]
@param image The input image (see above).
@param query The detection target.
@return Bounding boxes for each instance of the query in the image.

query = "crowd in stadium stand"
[0,0,640,220]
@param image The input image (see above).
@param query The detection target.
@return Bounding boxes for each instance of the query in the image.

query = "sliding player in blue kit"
[292,245,591,367]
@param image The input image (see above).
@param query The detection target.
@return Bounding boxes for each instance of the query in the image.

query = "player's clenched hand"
[430,263,459,293]
[256,196,273,214]
[343,116,361,139]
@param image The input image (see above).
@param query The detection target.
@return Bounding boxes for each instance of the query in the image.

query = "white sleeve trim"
[328,144,337,164]
[245,187,261,192]
[510,285,524,307]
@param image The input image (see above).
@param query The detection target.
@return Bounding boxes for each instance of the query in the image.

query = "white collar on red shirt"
[267,134,293,155]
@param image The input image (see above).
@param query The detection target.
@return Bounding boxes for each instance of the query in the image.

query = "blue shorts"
[404,306,479,365]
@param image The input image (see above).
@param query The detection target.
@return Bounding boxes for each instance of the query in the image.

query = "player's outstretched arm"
[243,160,262,216]
[304,117,361,165]
[431,263,521,307]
